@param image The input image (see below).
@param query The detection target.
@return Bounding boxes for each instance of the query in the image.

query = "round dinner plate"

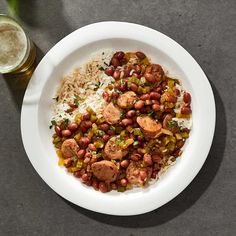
[21,22,215,216]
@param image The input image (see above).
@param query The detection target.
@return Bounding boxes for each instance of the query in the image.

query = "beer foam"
[0,18,27,72]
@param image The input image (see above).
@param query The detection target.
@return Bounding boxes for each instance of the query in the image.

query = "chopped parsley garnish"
[117,90,123,94]
[168,120,178,127]
[64,118,69,128]
[98,67,104,71]
[96,130,105,136]
[74,95,80,105]
[148,110,154,117]
[94,82,101,91]
[49,120,57,129]
[110,125,116,131]
[53,96,59,102]
[72,156,78,162]
[133,141,139,146]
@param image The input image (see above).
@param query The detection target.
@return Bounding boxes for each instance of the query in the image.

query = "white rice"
[51,50,114,123]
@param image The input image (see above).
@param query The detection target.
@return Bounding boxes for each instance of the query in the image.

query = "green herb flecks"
[94,82,101,91]
[49,120,57,129]
[148,110,154,117]
[74,95,80,106]
[96,130,105,136]
[168,120,178,127]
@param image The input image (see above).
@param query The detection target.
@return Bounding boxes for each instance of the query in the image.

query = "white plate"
[21,22,215,216]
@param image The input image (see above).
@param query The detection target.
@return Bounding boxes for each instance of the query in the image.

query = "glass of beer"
[0,14,36,84]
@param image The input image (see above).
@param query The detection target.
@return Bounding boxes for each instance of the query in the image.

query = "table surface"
[0,1,236,235]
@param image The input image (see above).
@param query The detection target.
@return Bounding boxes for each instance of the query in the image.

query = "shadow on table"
[2,45,44,110]
[66,81,226,227]
[16,0,72,43]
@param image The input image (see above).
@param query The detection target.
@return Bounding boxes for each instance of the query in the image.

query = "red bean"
[150,92,161,100]
[102,92,110,102]
[126,110,136,118]
[81,112,90,120]
[181,106,192,115]
[120,160,129,168]
[92,180,99,190]
[152,104,160,111]
[83,120,92,128]
[73,171,81,178]
[183,92,191,104]
[124,66,131,77]
[110,183,117,190]
[143,153,153,166]
[113,70,121,80]
[120,178,127,187]
[99,182,108,193]
[103,134,110,142]
[105,67,114,76]
[140,170,147,181]
[134,64,141,74]
[131,153,141,161]
[55,126,61,136]
[110,57,120,67]
[166,95,177,103]
[144,73,156,83]
[130,83,138,92]
[61,129,71,137]
[151,100,159,104]
[121,118,133,126]
[140,94,150,100]
[112,91,119,98]
[68,122,78,131]
[174,88,180,96]
[136,51,146,60]
[107,129,116,135]
[81,173,89,182]
[119,82,127,92]
[134,100,145,109]
[98,123,109,132]
[78,137,90,148]
[114,51,125,60]
[64,158,73,167]
[152,154,162,163]
[163,114,173,129]
[77,149,86,158]
[88,143,97,151]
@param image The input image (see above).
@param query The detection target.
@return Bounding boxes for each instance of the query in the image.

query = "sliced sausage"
[61,139,79,159]
[103,102,122,125]
[117,91,137,109]
[136,115,162,138]
[126,161,152,186]
[91,160,119,182]
[103,136,129,160]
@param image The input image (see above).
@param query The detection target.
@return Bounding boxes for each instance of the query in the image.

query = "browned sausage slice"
[103,102,122,125]
[103,136,129,160]
[136,115,162,138]
[91,160,118,182]
[61,139,79,159]
[126,161,152,186]
[117,91,137,109]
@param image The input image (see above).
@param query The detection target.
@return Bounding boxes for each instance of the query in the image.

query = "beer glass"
[0,14,36,81]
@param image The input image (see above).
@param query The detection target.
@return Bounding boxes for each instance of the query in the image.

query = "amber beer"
[0,15,36,82]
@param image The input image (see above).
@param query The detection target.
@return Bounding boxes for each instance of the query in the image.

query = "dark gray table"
[0,1,235,235]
